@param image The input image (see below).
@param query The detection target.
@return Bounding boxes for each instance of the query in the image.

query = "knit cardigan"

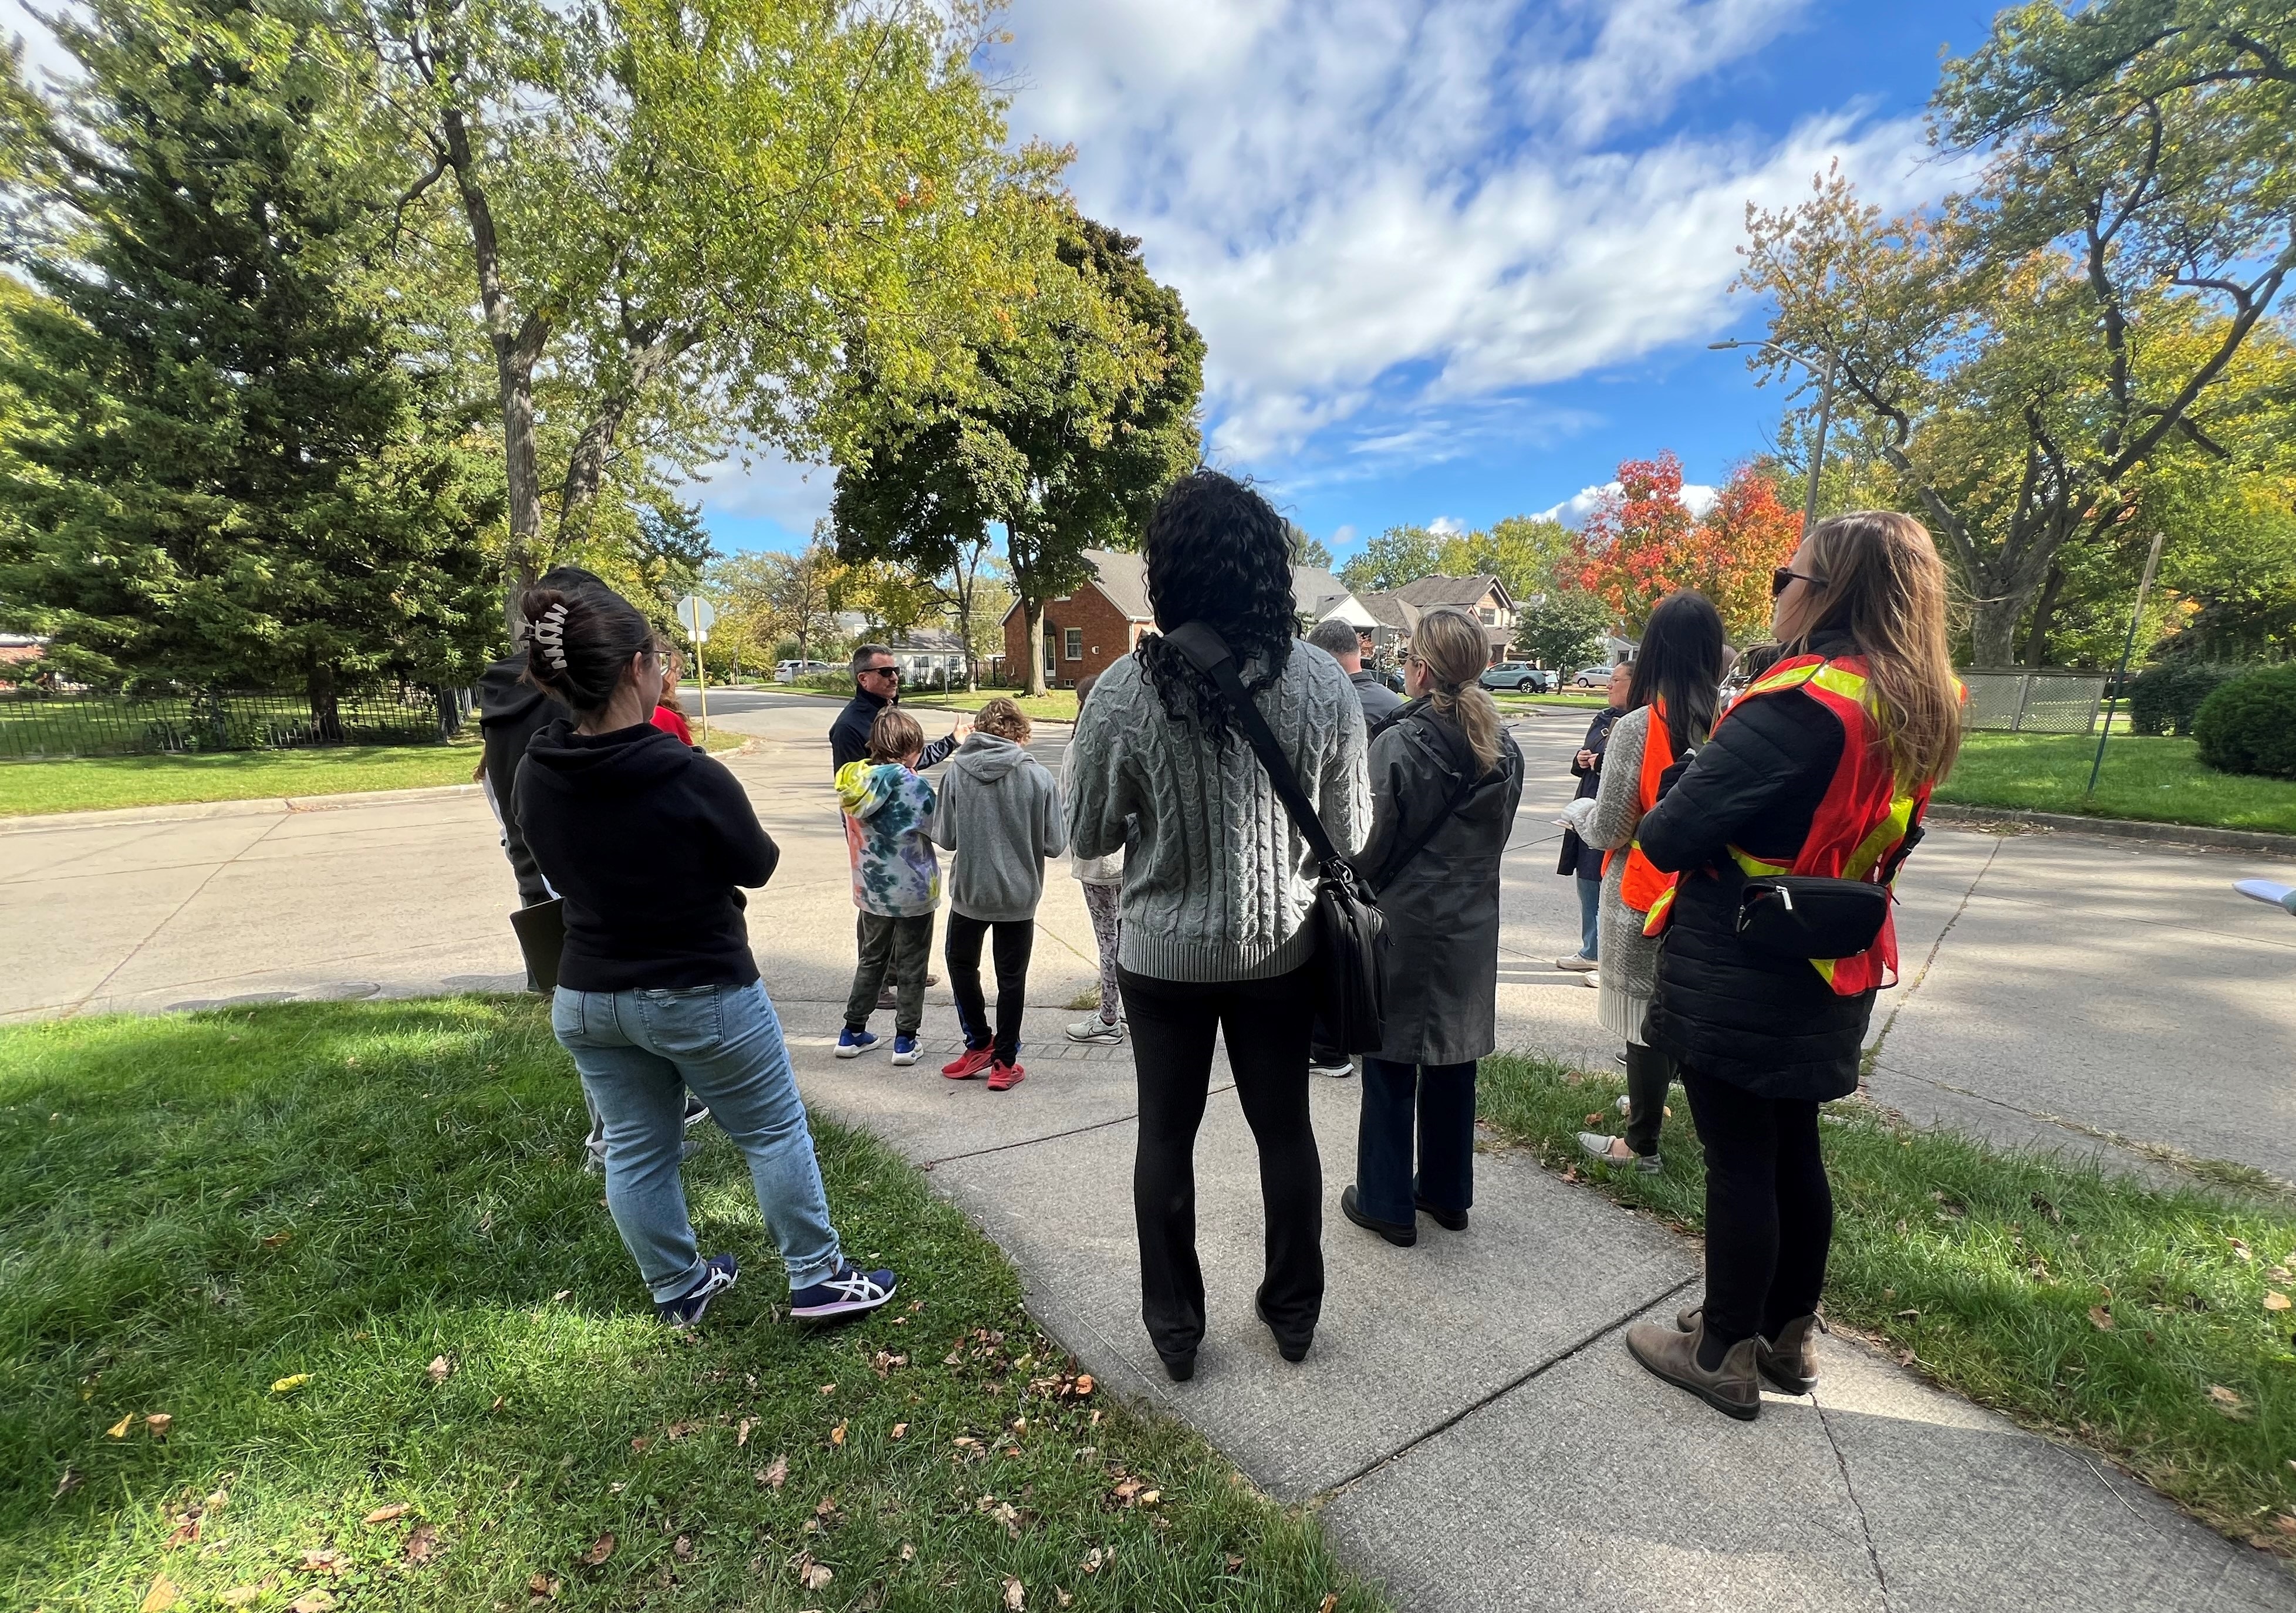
[1065,644,1369,983]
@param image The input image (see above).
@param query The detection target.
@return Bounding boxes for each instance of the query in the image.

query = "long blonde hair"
[1411,605,1502,774]
[1789,511,1962,788]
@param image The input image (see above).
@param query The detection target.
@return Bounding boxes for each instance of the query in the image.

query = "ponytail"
[1411,606,1502,774]
[518,583,655,717]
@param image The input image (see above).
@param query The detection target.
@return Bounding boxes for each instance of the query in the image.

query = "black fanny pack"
[1733,876,1889,961]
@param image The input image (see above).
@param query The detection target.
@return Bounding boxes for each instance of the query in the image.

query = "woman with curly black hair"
[1066,470,1369,1381]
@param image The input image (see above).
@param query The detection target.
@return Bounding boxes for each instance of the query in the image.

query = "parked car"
[1572,663,1615,688]
[1478,662,1555,693]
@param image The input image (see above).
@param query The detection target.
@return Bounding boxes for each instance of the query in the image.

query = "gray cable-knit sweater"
[1065,644,1369,983]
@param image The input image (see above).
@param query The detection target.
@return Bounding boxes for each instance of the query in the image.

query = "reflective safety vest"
[1642,655,1951,997]
[1601,699,1678,915]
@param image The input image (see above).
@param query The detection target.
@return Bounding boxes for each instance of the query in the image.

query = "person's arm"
[1065,683,1132,861]
[1571,712,1606,777]
[1321,679,1372,858]
[1036,764,1068,859]
[928,770,959,851]
[916,731,958,770]
[830,703,867,774]
[1581,708,1648,852]
[1637,696,1839,873]
[1353,725,1410,879]
[695,759,779,886]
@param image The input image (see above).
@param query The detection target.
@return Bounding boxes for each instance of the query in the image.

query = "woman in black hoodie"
[514,581,898,1327]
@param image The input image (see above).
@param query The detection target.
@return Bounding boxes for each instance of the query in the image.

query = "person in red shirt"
[650,644,695,745]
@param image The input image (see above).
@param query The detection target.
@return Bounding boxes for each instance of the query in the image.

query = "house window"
[1064,628,1083,661]
[1480,607,1498,626]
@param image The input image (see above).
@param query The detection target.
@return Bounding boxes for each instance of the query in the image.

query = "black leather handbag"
[1166,623,1389,1053]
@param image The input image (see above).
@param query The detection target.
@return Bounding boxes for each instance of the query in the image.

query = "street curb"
[0,782,481,835]
[1927,801,2296,857]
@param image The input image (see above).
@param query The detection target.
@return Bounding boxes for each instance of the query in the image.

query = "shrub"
[2127,662,2244,735]
[2193,664,2296,778]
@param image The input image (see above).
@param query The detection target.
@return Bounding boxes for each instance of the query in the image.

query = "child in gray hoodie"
[930,697,1066,1090]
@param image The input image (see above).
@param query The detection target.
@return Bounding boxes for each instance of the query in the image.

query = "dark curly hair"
[1136,471,1296,740]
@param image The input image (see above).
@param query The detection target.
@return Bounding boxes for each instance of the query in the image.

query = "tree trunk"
[2023,565,2066,668]
[1022,596,1047,696]
[1968,594,2023,668]
[306,663,342,745]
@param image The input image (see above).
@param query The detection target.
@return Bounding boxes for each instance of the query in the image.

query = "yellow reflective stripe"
[1640,881,1679,936]
[1811,956,1839,986]
[1748,661,1820,696]
[1842,794,1916,883]
[1727,845,1793,878]
[1809,664,1869,702]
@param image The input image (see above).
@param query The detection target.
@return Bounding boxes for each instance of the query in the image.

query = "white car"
[1572,664,1615,689]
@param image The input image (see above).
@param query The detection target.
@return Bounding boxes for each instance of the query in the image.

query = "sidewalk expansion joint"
[1865,836,2000,1072]
[916,1084,1239,1170]
[1813,1391,1892,1612]
[1315,1271,1699,1501]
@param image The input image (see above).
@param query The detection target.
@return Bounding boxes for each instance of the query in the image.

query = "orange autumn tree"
[1572,452,1801,639]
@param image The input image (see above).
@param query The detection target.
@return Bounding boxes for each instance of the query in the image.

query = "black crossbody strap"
[1166,622,1345,870]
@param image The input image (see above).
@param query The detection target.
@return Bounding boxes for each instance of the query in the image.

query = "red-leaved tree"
[1572,454,1801,639]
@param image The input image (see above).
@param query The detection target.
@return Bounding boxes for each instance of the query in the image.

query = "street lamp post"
[1710,338,1838,539]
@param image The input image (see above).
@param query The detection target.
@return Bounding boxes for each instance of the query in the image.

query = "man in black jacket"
[831,644,965,774]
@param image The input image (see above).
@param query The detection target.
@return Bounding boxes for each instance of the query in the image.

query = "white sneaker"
[1583,970,1600,990]
[1066,1014,1125,1045]
[1309,1057,1356,1079]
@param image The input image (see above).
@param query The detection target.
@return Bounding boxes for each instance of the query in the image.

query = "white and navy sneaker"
[835,1026,879,1059]
[1066,1014,1125,1045]
[789,1262,900,1322]
[890,1034,920,1067]
[656,1253,738,1326]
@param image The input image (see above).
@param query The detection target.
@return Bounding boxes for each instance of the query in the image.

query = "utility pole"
[2086,530,2166,795]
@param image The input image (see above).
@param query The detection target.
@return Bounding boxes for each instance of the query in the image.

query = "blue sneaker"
[890,1034,920,1067]
[656,1253,738,1326]
[789,1263,899,1322]
[835,1025,879,1059]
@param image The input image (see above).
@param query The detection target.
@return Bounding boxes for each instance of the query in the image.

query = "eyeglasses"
[1770,567,1824,599]
[862,664,900,681]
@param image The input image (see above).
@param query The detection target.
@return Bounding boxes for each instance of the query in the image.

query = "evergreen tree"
[0,0,501,720]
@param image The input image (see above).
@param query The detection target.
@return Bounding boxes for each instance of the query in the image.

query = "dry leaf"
[262,1231,293,1248]
[759,1455,789,1489]
[53,1467,81,1500]
[1074,1375,1093,1396]
[2088,1306,2115,1331]
[489,1396,505,1412]
[629,1435,653,1453]
[1137,1490,1161,1507]
[1583,1112,1602,1126]
[1058,1591,1073,1608]
[426,1356,453,1384]
[289,1592,336,1613]
[404,1523,441,1564]
[106,1413,135,1439]
[300,1548,345,1574]
[271,1374,310,1395]
[140,1575,180,1613]
[900,1543,916,1563]
[672,1534,695,1563]
[1561,1165,1579,1184]
[2265,1291,2291,1312]
[797,1558,833,1591]
[364,1503,410,1525]
[143,1413,173,1440]
[1081,1547,1104,1575]
[819,1383,836,1395]
[1318,1596,1339,1613]
[526,1571,560,1601]
[218,1587,263,1607]
[1002,1576,1026,1610]
[737,1418,755,1447]
[578,1533,616,1566]
[2207,1385,2247,1415]
[891,1422,909,1440]
[830,1422,848,1447]
[552,1290,572,1302]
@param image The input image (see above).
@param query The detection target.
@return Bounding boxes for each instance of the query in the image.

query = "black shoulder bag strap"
[1164,622,1347,871]
[1372,707,1480,890]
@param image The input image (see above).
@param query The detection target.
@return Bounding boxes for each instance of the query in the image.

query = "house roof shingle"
[1076,548,1153,621]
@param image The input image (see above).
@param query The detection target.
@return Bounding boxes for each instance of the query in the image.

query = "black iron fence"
[0,684,471,760]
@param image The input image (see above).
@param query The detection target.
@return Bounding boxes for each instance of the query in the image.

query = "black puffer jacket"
[1638,633,1870,1101]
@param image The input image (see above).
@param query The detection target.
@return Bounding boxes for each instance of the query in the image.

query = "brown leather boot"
[1626,1317,1761,1420]
[1673,1305,1822,1395]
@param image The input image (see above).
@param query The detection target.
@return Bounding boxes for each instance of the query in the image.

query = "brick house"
[1356,575,1517,666]
[1000,548,1154,689]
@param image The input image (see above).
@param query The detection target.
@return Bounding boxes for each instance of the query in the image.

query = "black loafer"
[1415,1194,1468,1232]
[1341,1185,1416,1247]
[1253,1294,1312,1364]
[1158,1349,1196,1383]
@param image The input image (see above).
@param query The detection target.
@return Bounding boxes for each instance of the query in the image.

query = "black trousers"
[1624,1041,1676,1158]
[945,912,1034,1065]
[1355,1057,1477,1223]
[1682,1064,1833,1351]
[1120,964,1321,1362]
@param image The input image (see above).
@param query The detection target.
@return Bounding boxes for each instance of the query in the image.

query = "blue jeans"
[1355,1057,1478,1226]
[1576,873,1601,961]
[552,981,843,1303]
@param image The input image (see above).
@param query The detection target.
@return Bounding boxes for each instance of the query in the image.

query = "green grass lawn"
[1936,731,2296,835]
[0,998,1380,1613]
[0,729,751,818]
[1477,1053,2296,1553]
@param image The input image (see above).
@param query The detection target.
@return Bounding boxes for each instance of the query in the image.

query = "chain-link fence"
[1958,669,2109,734]
[0,684,470,760]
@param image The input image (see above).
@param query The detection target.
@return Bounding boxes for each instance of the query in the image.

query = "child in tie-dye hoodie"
[835,708,940,1066]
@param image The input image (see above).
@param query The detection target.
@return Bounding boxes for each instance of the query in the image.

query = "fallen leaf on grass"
[1079,1547,1106,1575]
[271,1374,310,1396]
[737,1418,755,1447]
[2265,1291,2291,1312]
[404,1523,441,1564]
[364,1503,410,1525]
[489,1396,505,1412]
[289,1592,336,1613]
[796,1556,833,1591]
[426,1356,454,1384]
[830,1422,848,1446]
[818,1383,836,1395]
[143,1413,172,1439]
[891,1422,909,1439]
[53,1468,81,1499]
[1893,1308,1920,1321]
[758,1455,789,1489]
[1002,1576,1025,1609]
[1561,1166,1579,1184]
[300,1548,345,1573]
[261,1231,293,1248]
[672,1535,695,1563]
[2088,1306,2115,1331]
[1583,1112,1602,1126]
[899,1543,916,1563]
[629,1435,653,1453]
[140,1575,179,1612]
[526,1571,560,1602]
[1318,1596,1339,1613]
[2207,1385,2247,1416]
[578,1533,616,1566]
[1073,1375,1093,1396]
[106,1413,135,1439]
[1057,1591,1073,1608]
[552,1290,572,1302]
[218,1585,267,1608]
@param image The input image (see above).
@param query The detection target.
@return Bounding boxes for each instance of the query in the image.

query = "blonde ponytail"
[1411,606,1503,774]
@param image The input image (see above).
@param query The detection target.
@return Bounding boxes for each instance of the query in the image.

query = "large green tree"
[1337,525,1443,595]
[830,207,1204,696]
[1736,0,2295,664]
[0,0,501,710]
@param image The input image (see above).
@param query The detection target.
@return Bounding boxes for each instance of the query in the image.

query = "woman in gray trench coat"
[1341,605,1525,1247]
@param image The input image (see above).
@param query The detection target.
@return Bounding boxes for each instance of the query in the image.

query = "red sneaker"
[941,1045,994,1080]
[986,1060,1026,1092]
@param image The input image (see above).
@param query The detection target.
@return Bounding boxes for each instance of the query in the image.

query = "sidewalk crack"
[1814,1392,1892,1612]
[1864,837,2000,1081]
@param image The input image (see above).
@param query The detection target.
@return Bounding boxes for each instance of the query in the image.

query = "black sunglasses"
[862,664,901,680]
[1770,566,1824,599]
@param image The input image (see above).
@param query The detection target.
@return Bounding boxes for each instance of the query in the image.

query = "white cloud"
[690,443,835,544]
[1536,479,1717,528]
[1427,515,1467,535]
[998,0,1946,467]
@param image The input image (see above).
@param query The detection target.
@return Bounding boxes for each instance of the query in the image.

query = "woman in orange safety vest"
[1621,511,1964,1422]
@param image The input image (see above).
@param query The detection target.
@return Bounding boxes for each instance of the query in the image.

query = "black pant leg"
[1414,1059,1479,1214]
[1218,966,1323,1347]
[1762,1098,1834,1336]
[1680,1064,1780,1353]
[990,919,1034,1065]
[1353,1055,1418,1224]
[1122,969,1220,1361]
[1623,1041,1674,1158]
[944,912,991,1051]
